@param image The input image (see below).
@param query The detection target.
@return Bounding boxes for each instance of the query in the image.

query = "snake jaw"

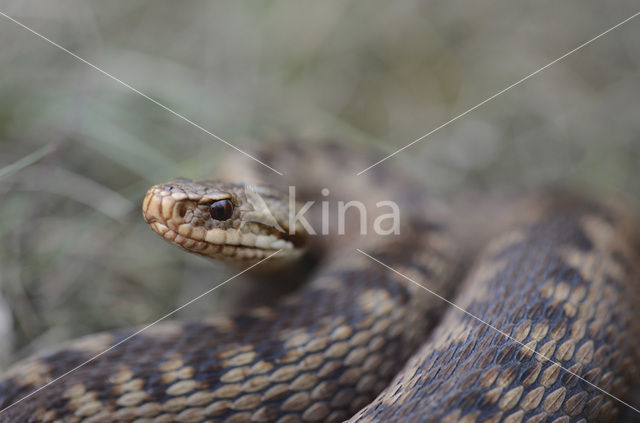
[143,179,306,261]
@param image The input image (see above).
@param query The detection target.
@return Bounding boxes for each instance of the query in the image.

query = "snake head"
[143,179,307,261]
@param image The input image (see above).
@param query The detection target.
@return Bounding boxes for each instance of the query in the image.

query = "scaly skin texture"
[0,145,460,422]
[349,200,640,422]
[0,142,639,422]
[0,220,456,422]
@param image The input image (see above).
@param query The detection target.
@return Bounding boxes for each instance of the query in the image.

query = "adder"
[0,142,639,422]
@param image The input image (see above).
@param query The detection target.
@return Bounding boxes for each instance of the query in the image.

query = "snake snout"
[143,185,180,226]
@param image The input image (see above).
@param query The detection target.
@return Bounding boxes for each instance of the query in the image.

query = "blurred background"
[0,1,638,367]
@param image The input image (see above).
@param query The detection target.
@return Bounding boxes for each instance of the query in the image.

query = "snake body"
[0,142,639,422]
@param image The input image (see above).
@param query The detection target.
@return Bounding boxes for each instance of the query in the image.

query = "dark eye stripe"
[209,199,234,221]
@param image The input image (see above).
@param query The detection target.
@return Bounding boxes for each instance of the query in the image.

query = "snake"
[0,141,639,423]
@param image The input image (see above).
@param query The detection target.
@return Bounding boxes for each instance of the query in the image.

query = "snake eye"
[209,199,234,221]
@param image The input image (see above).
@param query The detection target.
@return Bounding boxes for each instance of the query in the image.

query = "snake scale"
[1,141,639,422]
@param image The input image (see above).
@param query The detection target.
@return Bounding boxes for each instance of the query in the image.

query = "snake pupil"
[209,199,234,221]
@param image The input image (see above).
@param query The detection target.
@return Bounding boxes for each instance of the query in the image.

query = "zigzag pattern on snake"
[0,141,639,422]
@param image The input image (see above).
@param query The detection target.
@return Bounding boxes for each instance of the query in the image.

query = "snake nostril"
[171,201,198,224]
[178,205,187,218]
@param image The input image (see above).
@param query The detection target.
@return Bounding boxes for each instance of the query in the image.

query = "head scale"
[142,179,306,262]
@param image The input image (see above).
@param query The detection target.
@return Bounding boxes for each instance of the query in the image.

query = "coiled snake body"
[1,142,639,422]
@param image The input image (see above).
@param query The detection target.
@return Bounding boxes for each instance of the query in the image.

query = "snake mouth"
[143,183,300,261]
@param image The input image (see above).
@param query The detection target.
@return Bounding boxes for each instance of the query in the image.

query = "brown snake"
[0,142,639,422]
